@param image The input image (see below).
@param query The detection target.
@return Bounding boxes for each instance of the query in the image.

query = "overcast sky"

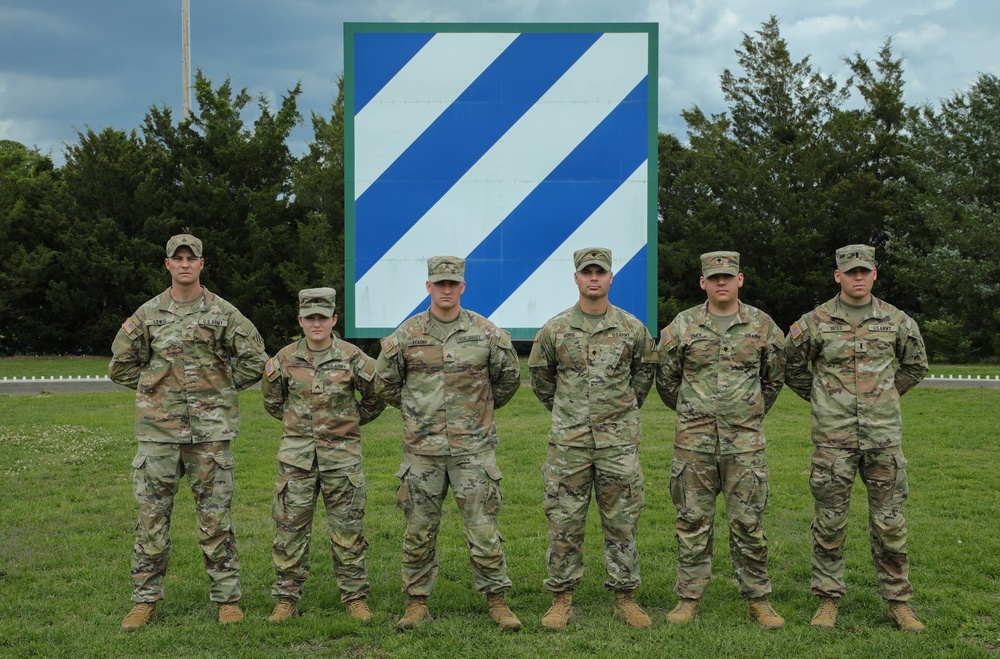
[2,0,996,165]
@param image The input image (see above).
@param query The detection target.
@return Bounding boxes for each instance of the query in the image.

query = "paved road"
[0,376,998,395]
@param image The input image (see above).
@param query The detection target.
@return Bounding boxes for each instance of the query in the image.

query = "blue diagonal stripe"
[354,32,435,113]
[454,78,649,317]
[355,32,602,279]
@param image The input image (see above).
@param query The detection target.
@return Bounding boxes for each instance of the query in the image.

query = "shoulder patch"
[789,321,803,340]
[264,357,277,376]
[122,315,140,335]
[381,335,400,354]
[660,327,674,348]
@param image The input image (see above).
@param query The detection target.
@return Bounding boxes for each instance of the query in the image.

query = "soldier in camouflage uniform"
[109,233,266,631]
[374,256,522,631]
[656,251,786,629]
[528,247,657,630]
[785,244,928,633]
[261,288,385,623]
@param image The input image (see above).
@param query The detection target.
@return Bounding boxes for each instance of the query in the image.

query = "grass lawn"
[1,384,998,657]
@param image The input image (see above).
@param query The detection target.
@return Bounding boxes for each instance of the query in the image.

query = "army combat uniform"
[529,302,657,594]
[785,293,927,602]
[109,286,266,605]
[374,307,520,598]
[262,333,385,606]
[657,299,785,601]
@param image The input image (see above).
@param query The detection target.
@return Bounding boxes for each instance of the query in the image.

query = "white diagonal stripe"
[354,32,516,198]
[489,161,649,328]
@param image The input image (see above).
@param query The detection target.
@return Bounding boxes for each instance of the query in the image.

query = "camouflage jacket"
[262,337,385,470]
[528,303,657,448]
[784,294,928,450]
[374,308,520,456]
[109,287,266,444]
[656,301,785,454]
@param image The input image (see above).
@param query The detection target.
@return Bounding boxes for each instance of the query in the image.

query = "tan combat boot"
[540,591,573,630]
[748,596,785,629]
[397,595,432,630]
[268,598,297,622]
[665,598,699,624]
[218,602,244,624]
[486,592,522,631]
[121,602,156,632]
[346,598,372,623]
[811,597,838,630]
[888,600,925,633]
[614,590,651,628]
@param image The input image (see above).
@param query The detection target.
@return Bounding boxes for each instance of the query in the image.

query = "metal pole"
[182,0,191,120]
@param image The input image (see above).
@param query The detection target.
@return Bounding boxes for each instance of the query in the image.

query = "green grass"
[1,385,999,657]
[0,355,111,378]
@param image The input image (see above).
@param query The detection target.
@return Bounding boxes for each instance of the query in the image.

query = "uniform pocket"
[395,463,412,511]
[669,461,687,511]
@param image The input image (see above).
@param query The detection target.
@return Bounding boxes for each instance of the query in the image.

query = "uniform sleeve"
[783,316,815,401]
[260,355,286,420]
[374,332,405,409]
[527,328,557,412]
[760,319,786,413]
[108,311,148,389]
[655,318,683,410]
[629,325,657,409]
[894,316,928,396]
[355,351,387,425]
[489,328,521,410]
[228,312,267,391]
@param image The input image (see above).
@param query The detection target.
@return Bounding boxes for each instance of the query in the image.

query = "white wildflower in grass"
[0,424,118,475]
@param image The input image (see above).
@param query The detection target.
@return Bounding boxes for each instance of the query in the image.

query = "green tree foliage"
[134,70,306,350]
[0,141,70,353]
[661,18,912,331]
[888,73,1000,359]
[288,75,348,334]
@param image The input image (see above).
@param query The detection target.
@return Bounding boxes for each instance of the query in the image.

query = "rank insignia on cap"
[790,322,803,340]
[122,316,138,335]
[264,358,277,377]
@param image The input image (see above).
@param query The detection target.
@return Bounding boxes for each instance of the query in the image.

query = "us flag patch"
[122,317,138,335]
[264,358,277,377]
[789,322,803,340]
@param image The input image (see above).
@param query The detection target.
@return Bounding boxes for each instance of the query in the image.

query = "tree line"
[1,17,997,361]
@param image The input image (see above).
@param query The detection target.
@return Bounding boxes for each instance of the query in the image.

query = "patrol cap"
[701,251,740,277]
[166,233,203,258]
[836,244,877,271]
[427,256,465,283]
[574,247,612,272]
[298,287,336,317]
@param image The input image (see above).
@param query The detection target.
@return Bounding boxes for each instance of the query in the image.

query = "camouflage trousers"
[809,446,912,601]
[395,450,511,597]
[541,443,644,592]
[271,460,369,603]
[130,441,240,604]
[669,447,771,600]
